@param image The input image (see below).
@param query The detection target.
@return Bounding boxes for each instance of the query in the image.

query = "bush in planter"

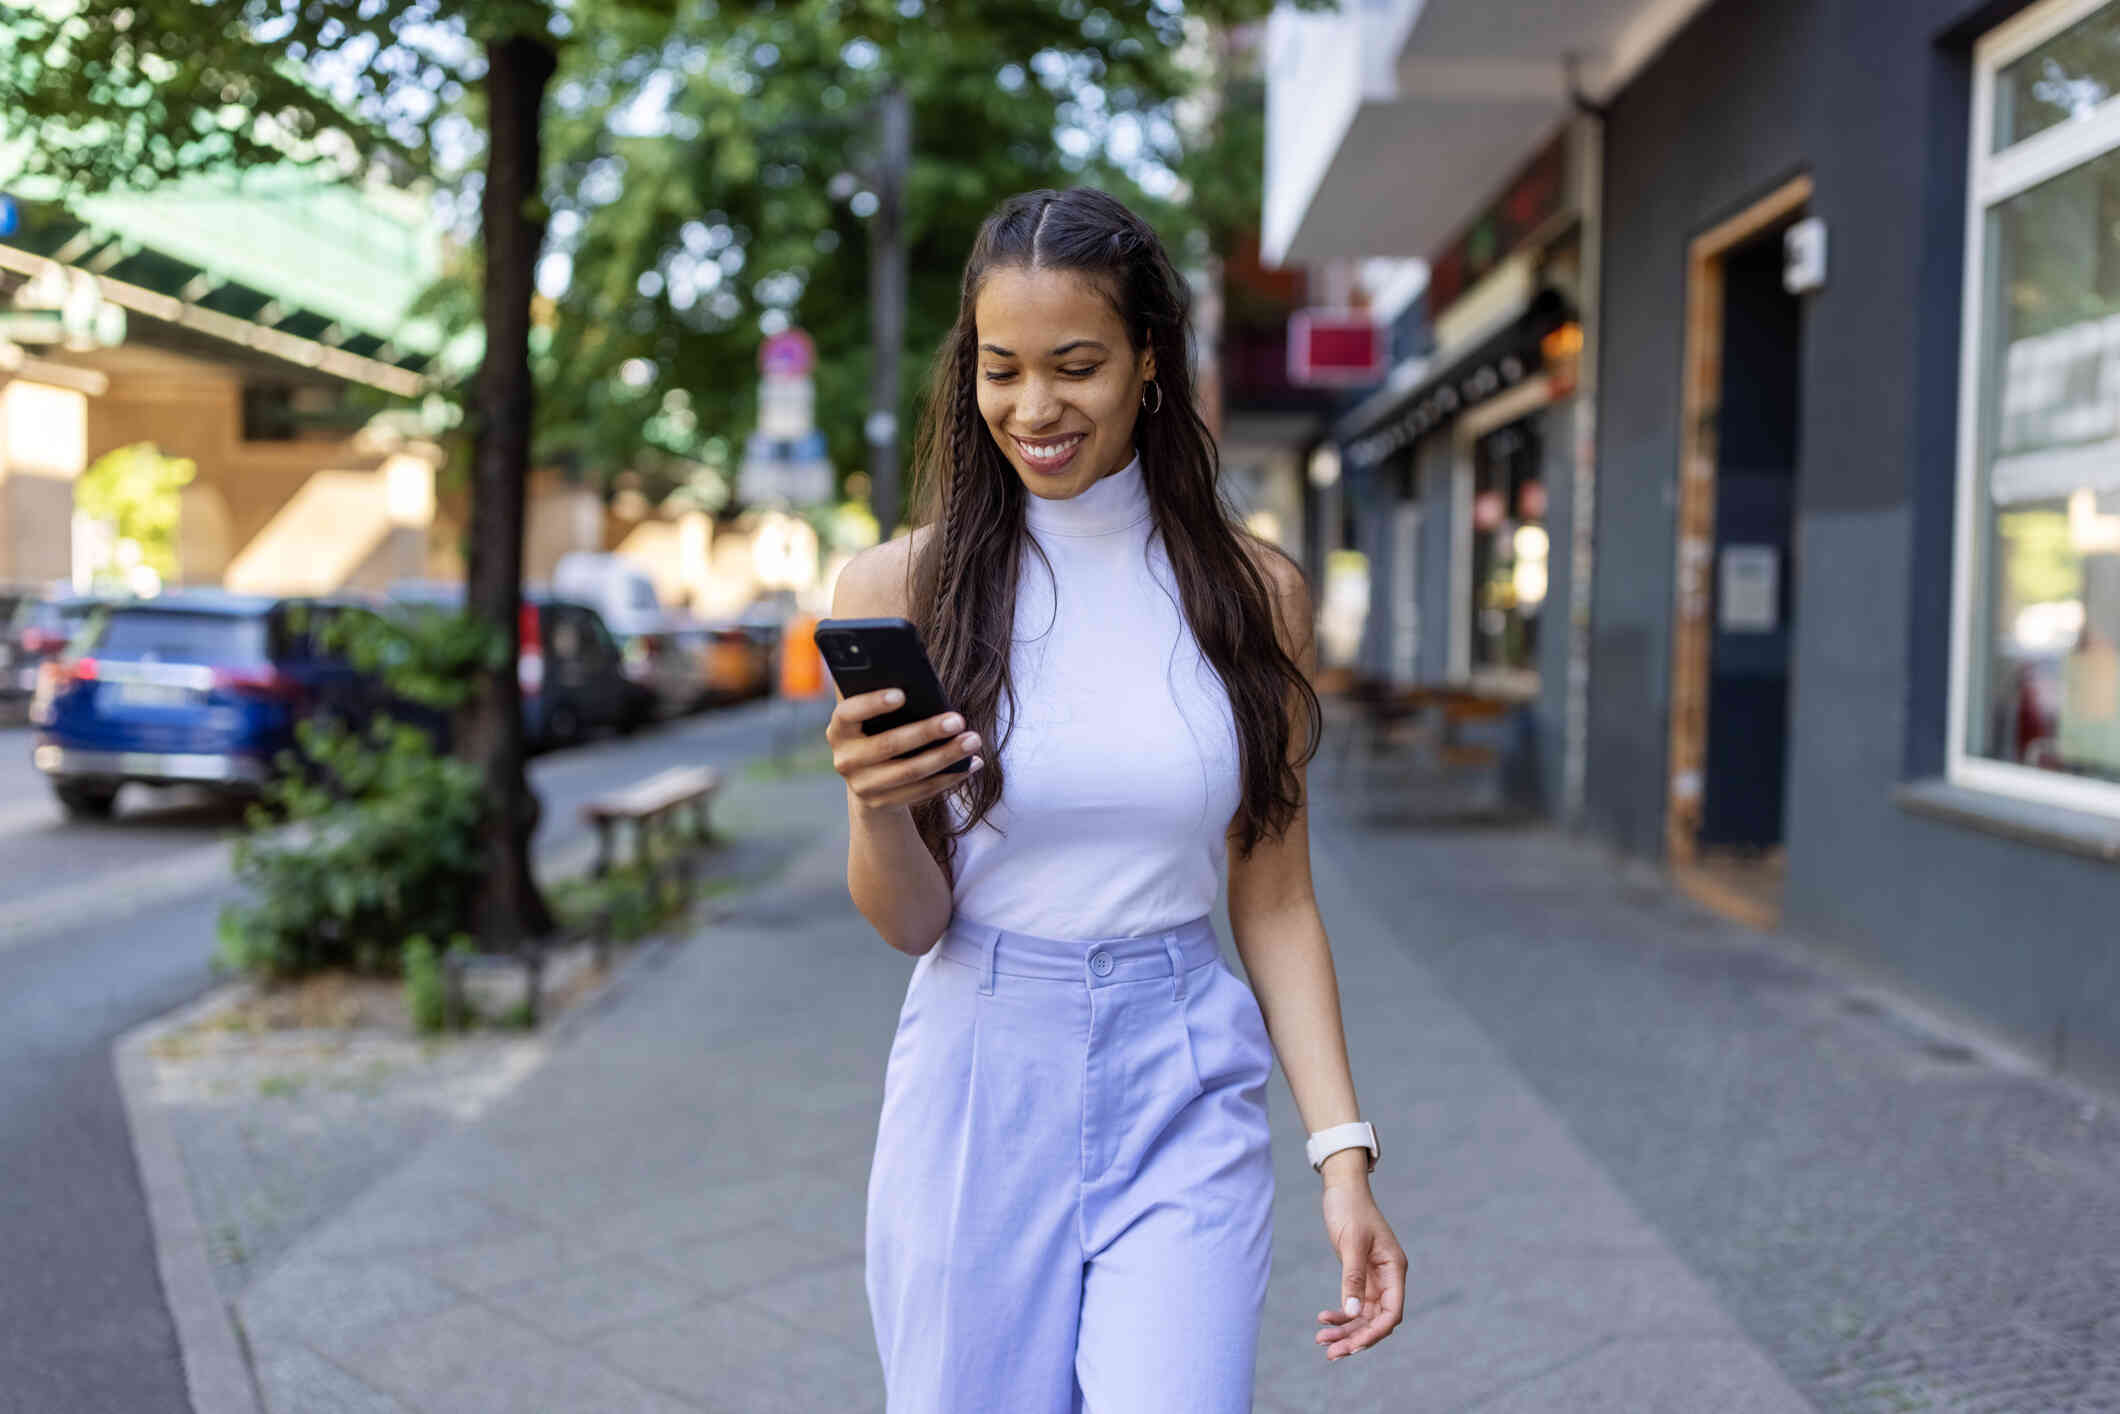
[214,605,502,980]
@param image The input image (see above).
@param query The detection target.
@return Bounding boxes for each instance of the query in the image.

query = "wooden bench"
[439,766,725,1030]
[581,764,723,880]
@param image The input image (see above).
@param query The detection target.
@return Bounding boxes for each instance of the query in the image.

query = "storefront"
[1262,0,2120,1084]
[1333,129,1591,816]
[1588,0,2120,1082]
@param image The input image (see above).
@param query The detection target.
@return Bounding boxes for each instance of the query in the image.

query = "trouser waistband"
[936,914,1219,995]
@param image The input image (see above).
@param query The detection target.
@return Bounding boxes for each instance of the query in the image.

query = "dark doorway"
[1699,230,1803,852]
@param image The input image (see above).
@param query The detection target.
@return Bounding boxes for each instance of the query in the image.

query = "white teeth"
[1020,436,1083,462]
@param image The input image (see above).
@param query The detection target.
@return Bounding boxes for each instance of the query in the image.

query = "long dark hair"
[903,186,1321,883]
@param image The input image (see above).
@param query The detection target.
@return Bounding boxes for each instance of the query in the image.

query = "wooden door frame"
[1665,173,1812,870]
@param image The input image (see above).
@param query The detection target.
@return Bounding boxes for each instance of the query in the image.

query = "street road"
[0,697,823,1413]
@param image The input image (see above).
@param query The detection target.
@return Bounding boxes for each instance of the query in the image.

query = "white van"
[551,553,700,720]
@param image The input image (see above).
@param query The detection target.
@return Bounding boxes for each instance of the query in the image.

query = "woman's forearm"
[847,794,954,955]
[1230,902,1365,1164]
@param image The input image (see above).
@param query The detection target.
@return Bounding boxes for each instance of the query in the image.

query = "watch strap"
[1305,1121,1378,1173]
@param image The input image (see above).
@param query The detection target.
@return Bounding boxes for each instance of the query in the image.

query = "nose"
[1013,375,1063,431]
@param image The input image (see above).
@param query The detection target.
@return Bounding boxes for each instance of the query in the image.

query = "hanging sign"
[1287,310,1384,387]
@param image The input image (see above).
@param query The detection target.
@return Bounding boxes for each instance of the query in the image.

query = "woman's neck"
[1023,452,1149,537]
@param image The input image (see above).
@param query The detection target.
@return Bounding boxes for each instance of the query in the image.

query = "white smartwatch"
[1305,1121,1379,1173]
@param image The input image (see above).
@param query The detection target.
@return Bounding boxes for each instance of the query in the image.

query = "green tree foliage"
[73,442,197,582]
[417,0,1284,505]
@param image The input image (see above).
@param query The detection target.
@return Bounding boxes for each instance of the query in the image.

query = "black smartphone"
[812,616,970,774]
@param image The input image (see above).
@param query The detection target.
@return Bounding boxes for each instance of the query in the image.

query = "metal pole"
[867,85,911,540]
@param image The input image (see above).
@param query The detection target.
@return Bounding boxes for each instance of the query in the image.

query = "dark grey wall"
[1591,0,2120,1082]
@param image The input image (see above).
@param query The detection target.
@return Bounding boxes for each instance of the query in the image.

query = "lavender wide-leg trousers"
[865,914,1276,1414]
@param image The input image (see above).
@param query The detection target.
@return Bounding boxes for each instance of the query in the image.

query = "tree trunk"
[464,32,558,950]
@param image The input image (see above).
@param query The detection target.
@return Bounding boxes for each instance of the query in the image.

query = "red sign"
[758,328,816,379]
[1287,310,1383,387]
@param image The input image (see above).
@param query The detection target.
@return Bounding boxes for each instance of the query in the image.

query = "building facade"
[1265,0,2120,1086]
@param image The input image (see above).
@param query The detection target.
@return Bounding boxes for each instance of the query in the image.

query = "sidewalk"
[143,752,1828,1414]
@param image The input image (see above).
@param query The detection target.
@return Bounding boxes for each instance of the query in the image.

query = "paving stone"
[304,1186,536,1261]
[564,1179,802,1266]
[1502,1253,1746,1341]
[591,1297,884,1414]
[329,1301,703,1413]
[238,1257,463,1348]
[475,1252,710,1342]
[250,1340,417,1414]
[412,1229,579,1296]
[1470,1335,1817,1413]
[633,1223,858,1298]
[734,1258,874,1350]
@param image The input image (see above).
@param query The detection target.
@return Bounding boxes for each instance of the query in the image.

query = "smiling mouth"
[1014,433,1086,468]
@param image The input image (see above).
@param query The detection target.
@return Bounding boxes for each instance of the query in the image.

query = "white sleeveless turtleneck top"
[945,454,1243,941]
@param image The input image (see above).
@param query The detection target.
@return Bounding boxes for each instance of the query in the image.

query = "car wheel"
[54,782,119,820]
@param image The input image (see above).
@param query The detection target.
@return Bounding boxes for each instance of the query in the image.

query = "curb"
[113,983,266,1414]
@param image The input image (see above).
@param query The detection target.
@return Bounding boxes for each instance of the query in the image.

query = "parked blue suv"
[29,591,384,819]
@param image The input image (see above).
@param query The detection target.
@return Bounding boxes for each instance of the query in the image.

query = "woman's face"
[973,266,1155,502]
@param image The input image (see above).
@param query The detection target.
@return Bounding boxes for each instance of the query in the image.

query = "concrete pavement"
[165,757,1831,1414]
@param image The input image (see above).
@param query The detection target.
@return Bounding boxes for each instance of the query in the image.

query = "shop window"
[1955,0,2120,814]
[1468,418,1547,685]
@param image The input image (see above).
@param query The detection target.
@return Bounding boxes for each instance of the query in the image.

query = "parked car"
[3,589,107,708]
[551,552,700,720]
[675,621,775,707]
[28,591,385,818]
[384,582,648,751]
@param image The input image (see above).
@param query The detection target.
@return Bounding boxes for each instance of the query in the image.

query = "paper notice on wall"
[1719,544,1780,633]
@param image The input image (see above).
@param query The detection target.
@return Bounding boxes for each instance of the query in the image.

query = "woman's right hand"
[827,688,984,813]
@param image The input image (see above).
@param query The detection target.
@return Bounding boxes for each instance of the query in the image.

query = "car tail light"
[70,657,98,682]
[518,603,544,695]
[214,665,304,702]
[20,628,63,655]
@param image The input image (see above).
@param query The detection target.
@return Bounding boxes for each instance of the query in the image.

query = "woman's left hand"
[1315,1172,1407,1360]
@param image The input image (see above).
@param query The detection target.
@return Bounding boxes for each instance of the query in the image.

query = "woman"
[827,186,1406,1412]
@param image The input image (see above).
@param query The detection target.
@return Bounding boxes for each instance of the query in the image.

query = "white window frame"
[1948,0,2120,817]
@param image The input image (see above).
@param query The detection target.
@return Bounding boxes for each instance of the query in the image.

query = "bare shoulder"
[831,525,936,620]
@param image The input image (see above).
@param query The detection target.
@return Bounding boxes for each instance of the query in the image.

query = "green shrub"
[548,863,687,944]
[215,606,502,981]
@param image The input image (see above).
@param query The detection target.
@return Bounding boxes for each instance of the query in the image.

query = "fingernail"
[1343,1297,1362,1317]
[968,758,984,772]
[886,690,904,704]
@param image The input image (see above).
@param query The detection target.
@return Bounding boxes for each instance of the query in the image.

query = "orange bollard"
[778,612,825,698]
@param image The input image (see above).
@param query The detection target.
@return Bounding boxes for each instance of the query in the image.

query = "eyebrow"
[977,339,1110,358]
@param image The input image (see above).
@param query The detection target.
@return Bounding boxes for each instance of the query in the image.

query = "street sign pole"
[867,85,910,540]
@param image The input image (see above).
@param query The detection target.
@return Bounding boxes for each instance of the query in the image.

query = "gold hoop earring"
[1140,380,1162,415]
